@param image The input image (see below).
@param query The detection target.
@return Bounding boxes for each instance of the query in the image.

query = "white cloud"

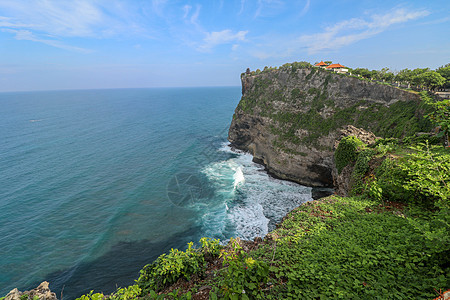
[2,28,91,53]
[239,0,246,15]
[198,29,248,52]
[183,5,192,19]
[0,0,104,37]
[254,0,285,18]
[0,0,154,51]
[299,8,430,54]
[182,4,201,26]
[299,0,310,17]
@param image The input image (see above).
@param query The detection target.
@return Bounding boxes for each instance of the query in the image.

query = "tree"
[370,70,381,80]
[383,72,395,82]
[395,68,413,84]
[419,71,446,91]
[411,73,425,88]
[437,65,450,88]
[324,61,332,65]
[380,67,394,82]
[423,92,450,146]
[352,68,371,79]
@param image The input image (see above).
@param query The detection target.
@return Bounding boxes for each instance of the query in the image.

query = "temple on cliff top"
[315,61,349,74]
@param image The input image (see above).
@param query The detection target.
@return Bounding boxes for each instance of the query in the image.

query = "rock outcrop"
[332,125,379,196]
[228,65,430,187]
[4,282,57,300]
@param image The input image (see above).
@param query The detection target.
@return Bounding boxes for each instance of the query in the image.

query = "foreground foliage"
[256,197,448,299]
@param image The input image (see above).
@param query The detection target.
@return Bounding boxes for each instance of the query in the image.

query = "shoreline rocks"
[4,282,57,300]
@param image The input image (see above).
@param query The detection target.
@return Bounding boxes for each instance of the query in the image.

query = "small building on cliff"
[326,63,349,74]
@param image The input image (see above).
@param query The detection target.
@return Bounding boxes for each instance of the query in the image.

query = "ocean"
[0,87,312,299]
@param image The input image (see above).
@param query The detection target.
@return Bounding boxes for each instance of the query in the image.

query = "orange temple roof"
[326,63,346,69]
[315,61,328,66]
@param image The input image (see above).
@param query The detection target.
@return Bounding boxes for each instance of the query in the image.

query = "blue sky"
[0,0,449,92]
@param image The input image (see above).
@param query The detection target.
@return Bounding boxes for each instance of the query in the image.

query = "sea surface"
[0,87,312,299]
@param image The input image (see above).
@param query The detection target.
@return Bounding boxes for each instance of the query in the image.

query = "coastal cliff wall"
[228,65,430,187]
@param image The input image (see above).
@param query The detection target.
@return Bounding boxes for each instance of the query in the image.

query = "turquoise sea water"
[0,87,312,299]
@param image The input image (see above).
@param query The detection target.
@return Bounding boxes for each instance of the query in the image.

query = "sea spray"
[233,167,245,189]
[201,145,312,240]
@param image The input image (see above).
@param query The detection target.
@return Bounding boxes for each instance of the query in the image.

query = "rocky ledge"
[4,282,57,300]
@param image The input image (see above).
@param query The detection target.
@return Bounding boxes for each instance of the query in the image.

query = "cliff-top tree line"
[349,64,449,91]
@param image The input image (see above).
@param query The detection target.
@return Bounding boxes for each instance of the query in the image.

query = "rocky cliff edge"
[228,65,429,187]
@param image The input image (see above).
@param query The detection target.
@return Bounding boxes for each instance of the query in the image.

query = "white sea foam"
[201,144,312,240]
[233,167,245,189]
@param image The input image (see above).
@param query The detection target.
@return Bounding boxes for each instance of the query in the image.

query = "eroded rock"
[5,282,57,300]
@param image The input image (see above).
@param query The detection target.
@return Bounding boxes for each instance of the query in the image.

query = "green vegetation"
[334,136,366,173]
[242,61,312,77]
[269,95,431,149]
[256,196,448,299]
[351,64,449,91]
[210,238,269,300]
[136,241,205,293]
[18,296,39,300]
[422,90,450,146]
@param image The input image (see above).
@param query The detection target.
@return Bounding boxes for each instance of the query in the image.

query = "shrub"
[75,291,105,300]
[375,142,450,208]
[136,242,205,293]
[350,149,376,195]
[109,285,141,300]
[199,237,222,257]
[211,238,269,299]
[335,136,366,173]
[421,91,450,146]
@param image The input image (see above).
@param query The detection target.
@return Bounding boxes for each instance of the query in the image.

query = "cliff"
[228,64,431,187]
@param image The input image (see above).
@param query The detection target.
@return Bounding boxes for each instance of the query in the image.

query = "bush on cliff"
[136,238,221,294]
[334,136,366,173]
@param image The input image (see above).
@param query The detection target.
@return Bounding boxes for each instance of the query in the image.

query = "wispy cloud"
[299,7,430,54]
[198,30,248,52]
[0,0,105,37]
[2,28,91,53]
[182,4,201,26]
[254,0,285,18]
[238,0,246,15]
[299,0,310,17]
[0,0,153,51]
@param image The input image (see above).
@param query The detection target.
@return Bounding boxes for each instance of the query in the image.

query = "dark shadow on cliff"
[34,226,201,300]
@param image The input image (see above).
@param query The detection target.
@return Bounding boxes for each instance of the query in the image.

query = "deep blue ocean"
[0,87,312,299]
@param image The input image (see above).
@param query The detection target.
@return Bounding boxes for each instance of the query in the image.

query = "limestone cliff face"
[228,65,428,187]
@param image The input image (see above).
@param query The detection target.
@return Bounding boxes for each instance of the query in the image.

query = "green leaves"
[260,197,448,299]
[422,91,450,146]
[136,241,206,293]
[75,290,105,300]
[215,238,270,299]
[335,136,366,173]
